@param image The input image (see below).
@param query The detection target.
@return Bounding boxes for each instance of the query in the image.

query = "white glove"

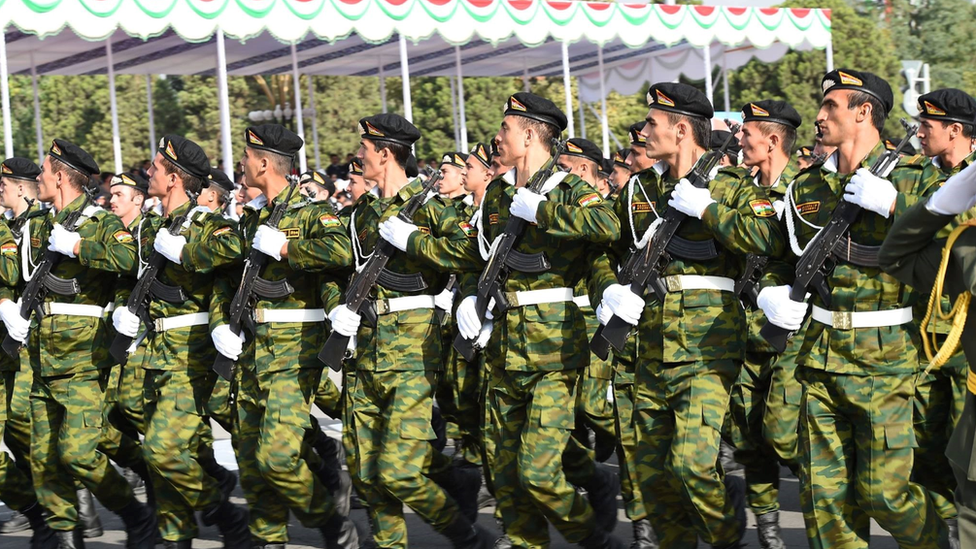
[112,307,140,338]
[510,188,547,223]
[379,217,419,252]
[328,306,361,337]
[47,224,81,258]
[601,284,645,326]
[668,179,716,219]
[926,161,976,215]
[252,225,288,261]
[154,231,186,265]
[0,300,29,343]
[211,324,245,361]
[844,168,898,218]
[595,303,613,326]
[434,288,455,312]
[475,320,493,348]
[756,285,810,331]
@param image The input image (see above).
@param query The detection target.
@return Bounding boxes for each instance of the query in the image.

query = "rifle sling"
[830,238,880,268]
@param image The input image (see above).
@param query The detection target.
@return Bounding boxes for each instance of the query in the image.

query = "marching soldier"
[755,69,949,548]
[211,125,358,548]
[113,136,249,548]
[595,82,780,549]
[0,139,155,548]
[726,100,804,549]
[197,168,235,217]
[906,88,976,547]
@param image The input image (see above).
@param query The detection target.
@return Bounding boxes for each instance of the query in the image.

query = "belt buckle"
[665,276,682,293]
[832,311,853,330]
[253,309,266,323]
[376,299,390,315]
[504,291,519,308]
[153,318,164,332]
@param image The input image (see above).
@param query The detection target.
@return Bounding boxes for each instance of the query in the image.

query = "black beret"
[245,124,303,157]
[490,141,500,158]
[613,149,629,168]
[710,130,741,156]
[599,157,613,176]
[564,138,603,166]
[917,88,976,126]
[440,152,468,170]
[629,122,647,146]
[299,170,328,187]
[49,139,98,178]
[1,157,41,182]
[741,100,802,129]
[469,143,491,169]
[821,69,893,115]
[158,135,210,179]
[645,82,713,119]
[110,172,148,194]
[206,168,235,193]
[503,92,568,132]
[405,154,419,178]
[359,114,421,148]
[348,157,363,176]
[796,146,815,158]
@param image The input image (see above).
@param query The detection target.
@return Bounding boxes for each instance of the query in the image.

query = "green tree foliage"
[887,0,976,92]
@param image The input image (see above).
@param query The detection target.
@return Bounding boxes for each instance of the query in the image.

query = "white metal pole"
[31,53,43,164]
[455,46,468,151]
[106,36,123,173]
[577,77,587,140]
[702,44,713,106]
[378,57,387,114]
[290,44,307,173]
[398,35,413,123]
[597,45,609,157]
[561,41,574,138]
[523,64,530,93]
[449,76,460,148]
[722,51,730,113]
[216,28,233,178]
[146,75,156,161]
[825,37,834,73]
[0,30,11,159]
[308,74,321,170]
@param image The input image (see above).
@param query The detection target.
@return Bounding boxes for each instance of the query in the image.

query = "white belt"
[573,295,591,308]
[153,312,209,332]
[811,305,913,330]
[254,308,325,324]
[664,275,735,293]
[504,287,574,307]
[44,302,115,317]
[375,295,436,315]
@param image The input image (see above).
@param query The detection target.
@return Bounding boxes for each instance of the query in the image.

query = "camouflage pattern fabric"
[4,367,32,467]
[315,369,342,419]
[0,371,36,511]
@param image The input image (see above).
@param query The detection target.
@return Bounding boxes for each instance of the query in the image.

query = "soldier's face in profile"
[109,186,141,219]
[494,116,526,166]
[642,109,677,160]
[739,121,771,167]
[816,90,857,147]
[917,118,952,158]
[438,164,465,196]
[146,153,170,199]
[462,160,490,193]
[36,157,57,203]
[0,177,17,209]
[613,165,630,186]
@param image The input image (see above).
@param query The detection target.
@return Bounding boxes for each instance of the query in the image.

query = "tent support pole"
[825,37,834,73]
[106,36,123,173]
[703,43,713,106]
[146,75,156,162]
[31,54,43,164]
[399,35,413,123]
[455,46,467,151]
[379,57,387,114]
[722,50,730,113]
[577,77,586,140]
[308,75,321,170]
[291,43,307,172]
[216,27,233,178]
[597,45,609,157]
[562,41,574,138]
[0,30,11,158]
[449,76,459,148]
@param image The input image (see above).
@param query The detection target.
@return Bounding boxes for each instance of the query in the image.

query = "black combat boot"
[201,498,251,549]
[199,451,238,501]
[161,541,192,549]
[431,463,482,524]
[76,489,103,539]
[756,510,786,549]
[115,499,156,549]
[320,512,360,549]
[22,502,58,549]
[629,519,658,549]
[54,529,85,549]
[441,514,495,549]
[583,465,620,534]
[578,528,625,549]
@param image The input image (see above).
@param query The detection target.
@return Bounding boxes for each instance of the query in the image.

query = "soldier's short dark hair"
[666,112,710,150]
[940,120,975,139]
[755,121,798,156]
[159,156,205,195]
[847,91,886,133]
[516,117,559,147]
[49,157,90,192]
[251,148,293,179]
[370,140,411,169]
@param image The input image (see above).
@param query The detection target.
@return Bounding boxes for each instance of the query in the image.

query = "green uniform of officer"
[594,83,783,549]
[756,69,948,549]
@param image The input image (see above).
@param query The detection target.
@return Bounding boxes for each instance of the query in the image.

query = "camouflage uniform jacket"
[768,141,936,375]
[0,211,21,372]
[348,178,477,372]
[594,162,785,364]
[213,186,350,374]
[26,194,136,376]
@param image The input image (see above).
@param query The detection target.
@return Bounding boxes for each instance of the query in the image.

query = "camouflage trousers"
[727,350,801,516]
[572,360,616,460]
[635,359,742,549]
[612,359,646,521]
[117,350,147,433]
[237,366,337,543]
[947,390,976,548]
[449,348,485,467]
[0,370,37,511]
[344,368,460,549]
[914,350,968,520]
[97,365,146,476]
[487,367,598,548]
[315,367,342,419]
[142,367,223,541]
[797,367,948,549]
[30,369,136,531]
[5,367,32,474]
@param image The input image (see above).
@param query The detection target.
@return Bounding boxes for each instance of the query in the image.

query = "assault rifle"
[8,199,36,241]
[734,254,769,310]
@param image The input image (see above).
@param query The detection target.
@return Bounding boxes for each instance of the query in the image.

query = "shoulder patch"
[796,201,820,215]
[749,199,776,218]
[578,193,602,208]
[319,213,341,228]
[282,227,301,240]
[212,226,232,238]
[31,237,40,248]
[113,230,134,243]
[458,221,477,238]
[417,226,431,235]
[632,201,654,213]
[488,213,499,225]
[1,243,17,256]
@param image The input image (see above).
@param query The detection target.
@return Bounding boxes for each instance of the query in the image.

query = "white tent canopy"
[0,0,833,169]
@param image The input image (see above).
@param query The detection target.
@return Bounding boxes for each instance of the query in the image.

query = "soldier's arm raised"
[534,181,620,244]
[77,214,137,275]
[283,206,352,272]
[701,176,785,257]
[404,203,483,272]
[180,217,244,274]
